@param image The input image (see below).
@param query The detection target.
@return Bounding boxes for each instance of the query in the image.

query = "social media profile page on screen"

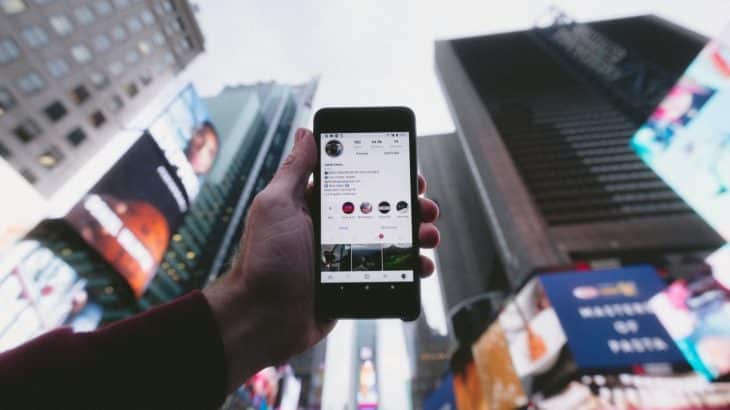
[320,132,414,284]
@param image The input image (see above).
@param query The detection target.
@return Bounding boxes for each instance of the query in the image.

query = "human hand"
[204,128,440,393]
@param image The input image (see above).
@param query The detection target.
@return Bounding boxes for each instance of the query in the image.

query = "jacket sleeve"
[0,290,227,409]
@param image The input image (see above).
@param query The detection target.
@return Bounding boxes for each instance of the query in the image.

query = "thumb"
[270,128,317,198]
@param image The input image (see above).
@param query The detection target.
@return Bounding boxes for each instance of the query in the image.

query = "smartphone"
[313,107,420,321]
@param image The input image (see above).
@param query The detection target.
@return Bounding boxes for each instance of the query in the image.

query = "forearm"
[0,291,226,409]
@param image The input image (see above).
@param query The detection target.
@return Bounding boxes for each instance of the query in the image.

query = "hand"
[203,128,440,393]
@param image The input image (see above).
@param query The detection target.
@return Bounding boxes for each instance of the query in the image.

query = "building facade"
[0,0,204,195]
[435,15,725,290]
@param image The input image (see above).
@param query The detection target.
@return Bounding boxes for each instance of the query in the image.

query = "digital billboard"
[650,245,730,380]
[65,134,190,297]
[63,85,220,297]
[0,240,87,353]
[148,84,220,201]
[631,28,730,240]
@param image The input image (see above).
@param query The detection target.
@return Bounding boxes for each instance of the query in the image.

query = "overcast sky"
[184,0,730,135]
[2,0,730,248]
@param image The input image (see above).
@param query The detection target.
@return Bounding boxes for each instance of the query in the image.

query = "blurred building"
[435,15,725,290]
[0,0,204,196]
[405,316,451,410]
[141,79,318,308]
[5,79,317,334]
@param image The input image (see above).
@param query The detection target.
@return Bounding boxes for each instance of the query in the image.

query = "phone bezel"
[313,106,421,321]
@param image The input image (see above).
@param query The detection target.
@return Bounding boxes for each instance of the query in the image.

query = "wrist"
[202,274,274,393]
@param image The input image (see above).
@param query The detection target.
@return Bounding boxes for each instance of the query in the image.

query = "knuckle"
[251,189,291,216]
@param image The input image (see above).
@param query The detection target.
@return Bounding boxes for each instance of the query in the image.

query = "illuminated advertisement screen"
[65,134,189,297]
[148,84,220,201]
[0,240,86,353]
[631,28,730,240]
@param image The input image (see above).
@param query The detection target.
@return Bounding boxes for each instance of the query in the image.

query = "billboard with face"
[148,84,220,201]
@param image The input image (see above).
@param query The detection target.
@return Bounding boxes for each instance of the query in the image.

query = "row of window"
[0,71,156,181]
[0,10,159,67]
[1,39,165,103]
[1,0,151,16]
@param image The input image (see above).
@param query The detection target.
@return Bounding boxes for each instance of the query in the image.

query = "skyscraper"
[0,0,204,195]
[435,15,725,289]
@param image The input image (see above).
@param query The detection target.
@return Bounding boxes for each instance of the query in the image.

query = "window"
[137,40,151,55]
[124,82,138,98]
[66,128,86,146]
[73,6,94,26]
[46,57,69,78]
[1,0,26,14]
[0,38,20,64]
[167,20,181,34]
[112,0,128,8]
[0,142,10,159]
[44,101,67,122]
[38,146,63,169]
[16,72,46,95]
[20,169,36,184]
[89,72,109,89]
[153,62,166,75]
[152,31,165,46]
[108,94,123,112]
[70,85,90,105]
[161,0,172,13]
[93,0,112,16]
[92,34,111,52]
[22,26,49,48]
[178,37,190,52]
[126,17,142,33]
[0,87,16,114]
[13,118,42,143]
[163,52,175,66]
[111,25,127,42]
[125,49,139,64]
[70,45,92,64]
[139,71,152,86]
[108,61,124,77]
[49,14,73,36]
[89,110,106,128]
[140,9,154,25]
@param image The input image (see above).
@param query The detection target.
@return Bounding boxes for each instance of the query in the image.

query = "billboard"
[0,240,87,353]
[650,245,730,380]
[539,266,686,370]
[148,84,220,201]
[631,28,730,240]
[64,85,220,297]
[65,134,190,297]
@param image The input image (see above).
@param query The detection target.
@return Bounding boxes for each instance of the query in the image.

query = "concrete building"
[0,0,204,195]
[435,15,725,290]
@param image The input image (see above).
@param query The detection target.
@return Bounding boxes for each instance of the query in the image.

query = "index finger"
[418,174,426,195]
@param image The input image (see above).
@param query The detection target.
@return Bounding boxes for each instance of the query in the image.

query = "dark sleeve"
[0,290,227,409]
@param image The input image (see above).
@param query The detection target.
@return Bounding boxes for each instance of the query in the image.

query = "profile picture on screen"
[325,140,343,157]
[378,201,391,214]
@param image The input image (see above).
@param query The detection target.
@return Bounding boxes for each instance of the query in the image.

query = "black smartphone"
[313,107,420,321]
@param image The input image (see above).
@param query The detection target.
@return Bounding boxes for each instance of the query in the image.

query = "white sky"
[1,0,730,249]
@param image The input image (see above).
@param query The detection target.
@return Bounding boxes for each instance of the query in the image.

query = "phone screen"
[319,131,415,284]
